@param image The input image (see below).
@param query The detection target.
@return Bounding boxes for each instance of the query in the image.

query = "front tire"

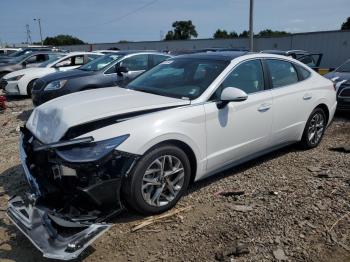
[26,79,37,97]
[122,144,191,215]
[300,108,326,149]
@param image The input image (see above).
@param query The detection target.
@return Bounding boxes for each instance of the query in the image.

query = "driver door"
[204,59,273,173]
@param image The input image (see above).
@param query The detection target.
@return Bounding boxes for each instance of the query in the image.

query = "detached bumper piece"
[9,128,139,260]
[7,196,111,260]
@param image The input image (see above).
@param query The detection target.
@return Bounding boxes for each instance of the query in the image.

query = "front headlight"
[44,80,67,91]
[56,135,130,163]
[7,74,24,81]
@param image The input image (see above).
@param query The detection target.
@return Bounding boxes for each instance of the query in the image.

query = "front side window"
[120,54,149,71]
[266,59,298,88]
[79,53,124,72]
[25,54,46,64]
[220,59,265,94]
[127,58,228,100]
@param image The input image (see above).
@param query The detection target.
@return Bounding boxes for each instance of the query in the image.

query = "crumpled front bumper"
[7,196,111,260]
[7,133,118,260]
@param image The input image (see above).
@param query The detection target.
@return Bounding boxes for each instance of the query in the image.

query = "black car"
[260,49,323,71]
[31,51,171,106]
[324,59,350,111]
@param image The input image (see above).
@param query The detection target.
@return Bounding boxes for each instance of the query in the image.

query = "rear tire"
[26,79,37,97]
[122,144,191,215]
[300,108,326,149]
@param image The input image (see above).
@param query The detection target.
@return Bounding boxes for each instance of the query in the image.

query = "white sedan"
[2,52,103,96]
[9,51,337,260]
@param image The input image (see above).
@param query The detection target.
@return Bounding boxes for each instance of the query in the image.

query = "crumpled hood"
[26,87,190,144]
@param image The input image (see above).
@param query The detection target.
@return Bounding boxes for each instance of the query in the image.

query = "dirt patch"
[0,96,349,261]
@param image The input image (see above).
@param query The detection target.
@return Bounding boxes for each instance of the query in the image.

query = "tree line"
[37,17,350,45]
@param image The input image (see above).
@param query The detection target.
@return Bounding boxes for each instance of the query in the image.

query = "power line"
[75,0,159,31]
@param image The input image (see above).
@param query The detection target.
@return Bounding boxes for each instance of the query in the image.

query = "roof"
[175,51,249,61]
[261,49,309,56]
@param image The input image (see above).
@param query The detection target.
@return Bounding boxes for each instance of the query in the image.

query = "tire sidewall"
[302,108,326,149]
[27,79,37,97]
[126,145,191,215]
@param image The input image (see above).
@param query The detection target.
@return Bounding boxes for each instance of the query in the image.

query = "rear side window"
[266,59,298,88]
[296,64,311,80]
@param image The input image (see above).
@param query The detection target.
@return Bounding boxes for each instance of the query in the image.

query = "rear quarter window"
[296,64,311,80]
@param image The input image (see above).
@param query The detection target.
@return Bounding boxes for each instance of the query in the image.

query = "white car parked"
[8,51,337,260]
[2,52,103,96]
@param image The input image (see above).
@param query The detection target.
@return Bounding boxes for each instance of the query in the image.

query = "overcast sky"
[1,0,349,44]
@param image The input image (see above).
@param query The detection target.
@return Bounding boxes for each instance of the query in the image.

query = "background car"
[1,52,103,96]
[324,59,350,111]
[0,48,20,56]
[260,49,325,72]
[31,51,171,106]
[0,51,64,80]
[0,47,62,64]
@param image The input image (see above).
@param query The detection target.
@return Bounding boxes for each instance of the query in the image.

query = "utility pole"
[249,0,254,51]
[26,24,32,45]
[33,18,43,46]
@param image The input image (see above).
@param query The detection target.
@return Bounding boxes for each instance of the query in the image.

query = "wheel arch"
[144,139,198,184]
[314,103,330,124]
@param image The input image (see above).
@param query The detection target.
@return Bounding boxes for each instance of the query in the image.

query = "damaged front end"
[7,127,138,260]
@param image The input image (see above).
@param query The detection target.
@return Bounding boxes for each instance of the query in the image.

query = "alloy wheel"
[307,112,325,146]
[141,155,185,207]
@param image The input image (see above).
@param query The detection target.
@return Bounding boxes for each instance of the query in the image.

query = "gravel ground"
[0,96,349,262]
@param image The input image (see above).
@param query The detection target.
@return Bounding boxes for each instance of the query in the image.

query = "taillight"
[333,82,336,91]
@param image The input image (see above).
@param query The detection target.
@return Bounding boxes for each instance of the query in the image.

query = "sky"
[0,0,349,44]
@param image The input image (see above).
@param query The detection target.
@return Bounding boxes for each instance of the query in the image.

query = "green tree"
[165,20,198,40]
[341,17,350,30]
[43,35,85,46]
[213,29,238,39]
[239,30,249,37]
[256,29,290,37]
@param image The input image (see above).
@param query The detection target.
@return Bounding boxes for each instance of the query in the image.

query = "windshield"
[79,53,124,71]
[336,60,350,73]
[8,49,31,58]
[38,54,65,67]
[127,58,229,100]
[11,52,34,63]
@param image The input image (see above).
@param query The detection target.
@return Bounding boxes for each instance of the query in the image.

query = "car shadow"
[16,109,33,121]
[185,143,298,196]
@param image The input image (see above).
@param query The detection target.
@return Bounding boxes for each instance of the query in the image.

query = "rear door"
[265,59,314,145]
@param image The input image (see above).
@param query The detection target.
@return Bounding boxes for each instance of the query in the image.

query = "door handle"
[258,103,272,112]
[303,94,312,100]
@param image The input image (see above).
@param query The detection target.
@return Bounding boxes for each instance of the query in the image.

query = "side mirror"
[115,65,129,76]
[217,87,248,109]
[22,61,27,67]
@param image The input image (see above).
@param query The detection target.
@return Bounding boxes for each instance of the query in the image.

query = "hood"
[324,71,350,82]
[4,67,48,79]
[26,87,190,144]
[40,69,95,83]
